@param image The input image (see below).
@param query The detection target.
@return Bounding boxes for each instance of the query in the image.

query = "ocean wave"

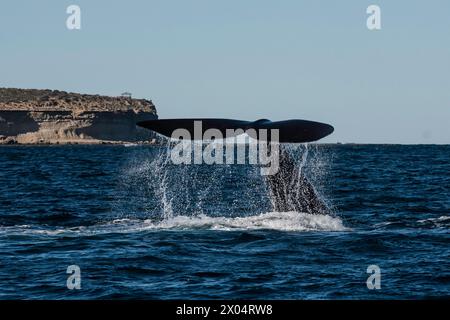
[417,216,450,228]
[0,212,348,236]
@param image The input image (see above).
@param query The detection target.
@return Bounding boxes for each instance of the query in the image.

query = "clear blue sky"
[1,0,449,143]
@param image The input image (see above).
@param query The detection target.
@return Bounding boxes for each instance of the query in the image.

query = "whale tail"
[137,118,334,143]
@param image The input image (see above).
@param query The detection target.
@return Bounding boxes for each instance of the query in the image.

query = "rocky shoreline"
[0,88,158,145]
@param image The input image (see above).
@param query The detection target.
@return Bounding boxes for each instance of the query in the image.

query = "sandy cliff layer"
[0,88,158,144]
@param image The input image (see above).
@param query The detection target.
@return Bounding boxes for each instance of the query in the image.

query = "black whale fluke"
[137,118,334,143]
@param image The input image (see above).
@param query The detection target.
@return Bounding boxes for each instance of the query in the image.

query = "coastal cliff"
[0,88,158,144]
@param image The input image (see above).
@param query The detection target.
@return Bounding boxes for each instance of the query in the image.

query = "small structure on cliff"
[0,88,158,144]
[121,92,132,99]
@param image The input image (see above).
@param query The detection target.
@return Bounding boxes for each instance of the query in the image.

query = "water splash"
[152,211,347,232]
[264,143,333,215]
[0,212,348,236]
[115,141,337,229]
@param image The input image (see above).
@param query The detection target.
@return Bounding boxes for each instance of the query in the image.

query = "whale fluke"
[137,118,334,143]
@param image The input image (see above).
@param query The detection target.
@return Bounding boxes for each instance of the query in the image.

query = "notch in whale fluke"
[137,118,334,143]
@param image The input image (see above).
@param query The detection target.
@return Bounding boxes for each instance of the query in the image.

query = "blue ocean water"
[0,144,449,299]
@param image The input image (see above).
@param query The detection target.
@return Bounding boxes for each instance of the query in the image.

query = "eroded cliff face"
[0,88,158,144]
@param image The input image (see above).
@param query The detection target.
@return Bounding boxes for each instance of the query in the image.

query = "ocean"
[0,144,448,299]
